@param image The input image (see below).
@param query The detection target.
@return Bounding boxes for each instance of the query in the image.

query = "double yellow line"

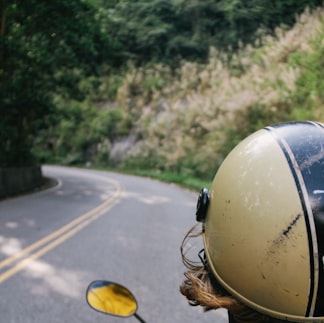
[0,177,123,284]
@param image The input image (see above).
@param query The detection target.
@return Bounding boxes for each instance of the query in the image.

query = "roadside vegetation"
[1,1,324,190]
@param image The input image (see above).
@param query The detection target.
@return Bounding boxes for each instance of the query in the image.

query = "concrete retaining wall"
[0,166,43,199]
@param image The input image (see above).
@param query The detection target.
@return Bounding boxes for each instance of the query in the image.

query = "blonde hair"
[179,225,277,323]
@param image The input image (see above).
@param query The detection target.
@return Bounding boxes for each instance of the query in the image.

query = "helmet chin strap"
[198,248,208,269]
[228,312,237,323]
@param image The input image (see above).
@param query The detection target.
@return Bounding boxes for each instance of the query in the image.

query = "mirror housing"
[86,280,138,317]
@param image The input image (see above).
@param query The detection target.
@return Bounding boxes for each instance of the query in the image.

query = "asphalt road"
[0,166,228,323]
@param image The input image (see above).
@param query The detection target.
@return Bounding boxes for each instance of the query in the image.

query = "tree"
[103,0,324,66]
[211,0,324,49]
[0,0,117,167]
[105,0,175,66]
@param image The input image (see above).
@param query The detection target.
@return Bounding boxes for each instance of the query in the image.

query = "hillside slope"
[110,7,324,178]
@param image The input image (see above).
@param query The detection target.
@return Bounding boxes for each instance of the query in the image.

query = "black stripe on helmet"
[265,121,324,317]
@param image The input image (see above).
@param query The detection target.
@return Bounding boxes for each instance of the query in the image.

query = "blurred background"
[1,0,324,189]
[1,2,324,322]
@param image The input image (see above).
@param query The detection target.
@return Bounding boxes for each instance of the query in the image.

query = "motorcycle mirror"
[86,280,138,317]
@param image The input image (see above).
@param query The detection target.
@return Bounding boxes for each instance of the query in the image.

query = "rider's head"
[180,121,324,322]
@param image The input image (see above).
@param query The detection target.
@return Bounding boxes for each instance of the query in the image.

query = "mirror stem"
[134,312,146,323]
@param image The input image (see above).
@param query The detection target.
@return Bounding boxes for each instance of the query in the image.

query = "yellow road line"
[0,177,123,283]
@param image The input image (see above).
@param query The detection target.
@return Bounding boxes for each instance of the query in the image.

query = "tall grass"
[110,7,324,180]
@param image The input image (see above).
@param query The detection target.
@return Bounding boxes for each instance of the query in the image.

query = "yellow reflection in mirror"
[86,281,137,317]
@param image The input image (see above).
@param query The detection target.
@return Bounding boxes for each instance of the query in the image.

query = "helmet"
[196,121,324,322]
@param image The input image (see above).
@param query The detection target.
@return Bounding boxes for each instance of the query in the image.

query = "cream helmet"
[196,121,324,322]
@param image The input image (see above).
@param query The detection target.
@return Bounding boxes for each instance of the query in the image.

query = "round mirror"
[86,280,138,317]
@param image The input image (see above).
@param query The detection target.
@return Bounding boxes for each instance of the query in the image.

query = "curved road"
[0,166,227,323]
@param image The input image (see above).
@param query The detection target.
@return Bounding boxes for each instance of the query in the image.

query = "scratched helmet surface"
[202,121,324,322]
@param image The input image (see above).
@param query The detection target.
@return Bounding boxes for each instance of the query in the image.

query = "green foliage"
[2,0,324,188]
[101,0,323,67]
[288,30,324,120]
[0,0,118,167]
[34,100,126,166]
[122,150,167,172]
[105,0,181,66]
